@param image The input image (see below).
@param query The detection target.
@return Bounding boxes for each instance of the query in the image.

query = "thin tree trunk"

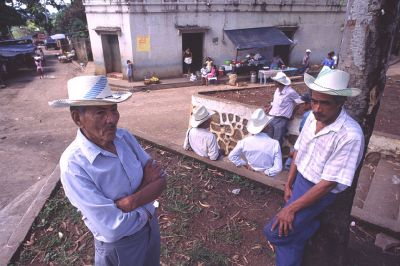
[303,0,400,265]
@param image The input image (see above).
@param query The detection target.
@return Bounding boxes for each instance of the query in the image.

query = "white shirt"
[184,127,220,160]
[228,133,282,176]
[269,86,302,118]
[294,109,364,193]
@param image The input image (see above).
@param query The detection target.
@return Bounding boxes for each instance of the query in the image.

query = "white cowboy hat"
[247,108,273,135]
[271,72,291,86]
[190,105,215,127]
[305,49,311,53]
[304,66,361,97]
[48,75,132,108]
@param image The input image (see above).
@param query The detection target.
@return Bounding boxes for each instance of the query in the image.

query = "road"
[0,50,82,263]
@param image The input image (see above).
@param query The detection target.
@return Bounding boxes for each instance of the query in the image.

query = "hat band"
[313,80,348,94]
[195,112,209,121]
[83,76,109,99]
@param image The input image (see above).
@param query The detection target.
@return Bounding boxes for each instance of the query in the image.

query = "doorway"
[182,33,204,74]
[273,29,296,65]
[101,34,122,73]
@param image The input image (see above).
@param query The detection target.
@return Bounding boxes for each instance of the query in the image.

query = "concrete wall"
[84,0,346,78]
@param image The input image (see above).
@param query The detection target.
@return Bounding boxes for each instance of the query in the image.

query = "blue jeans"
[94,215,160,266]
[266,116,289,146]
[264,173,337,266]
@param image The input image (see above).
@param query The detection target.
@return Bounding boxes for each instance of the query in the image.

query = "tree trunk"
[303,1,400,265]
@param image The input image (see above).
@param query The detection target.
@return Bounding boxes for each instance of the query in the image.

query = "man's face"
[75,104,120,146]
[275,81,285,91]
[311,91,343,124]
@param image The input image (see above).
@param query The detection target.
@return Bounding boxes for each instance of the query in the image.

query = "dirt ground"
[209,80,400,136]
[9,140,400,266]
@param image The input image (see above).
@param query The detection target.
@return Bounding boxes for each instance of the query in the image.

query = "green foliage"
[53,0,88,37]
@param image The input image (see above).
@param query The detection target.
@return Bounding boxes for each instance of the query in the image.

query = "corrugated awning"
[224,27,293,50]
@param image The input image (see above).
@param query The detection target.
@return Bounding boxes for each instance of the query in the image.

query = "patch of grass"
[209,223,243,247]
[185,242,228,266]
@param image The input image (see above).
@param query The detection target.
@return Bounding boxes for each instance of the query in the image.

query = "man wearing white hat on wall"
[266,72,304,146]
[228,108,282,176]
[183,105,220,160]
[49,75,166,266]
[264,68,365,266]
[300,49,311,74]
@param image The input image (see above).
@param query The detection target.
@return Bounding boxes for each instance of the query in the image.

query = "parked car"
[44,38,59,50]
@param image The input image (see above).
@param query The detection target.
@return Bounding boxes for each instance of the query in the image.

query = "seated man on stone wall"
[228,108,283,176]
[183,105,221,160]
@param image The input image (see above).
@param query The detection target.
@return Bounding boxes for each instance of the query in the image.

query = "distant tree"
[0,0,66,38]
[53,0,87,37]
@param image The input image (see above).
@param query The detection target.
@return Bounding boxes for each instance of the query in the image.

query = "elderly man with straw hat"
[263,68,365,266]
[49,75,166,266]
[183,105,220,160]
[228,108,282,176]
[265,72,304,146]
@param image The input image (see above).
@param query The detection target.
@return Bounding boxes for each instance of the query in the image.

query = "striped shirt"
[228,133,282,176]
[294,109,364,193]
[269,86,302,119]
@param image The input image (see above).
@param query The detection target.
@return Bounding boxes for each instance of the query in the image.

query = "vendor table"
[258,67,298,85]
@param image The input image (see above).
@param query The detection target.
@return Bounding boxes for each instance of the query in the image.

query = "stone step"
[352,159,400,232]
[353,165,374,209]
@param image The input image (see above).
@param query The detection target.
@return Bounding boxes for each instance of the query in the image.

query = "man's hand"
[284,184,292,203]
[271,205,296,237]
[115,194,134,213]
[140,159,163,189]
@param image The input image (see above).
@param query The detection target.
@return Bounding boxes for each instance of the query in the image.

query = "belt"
[272,115,290,120]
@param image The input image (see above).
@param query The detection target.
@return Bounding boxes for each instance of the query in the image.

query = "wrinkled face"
[73,104,120,147]
[311,91,343,125]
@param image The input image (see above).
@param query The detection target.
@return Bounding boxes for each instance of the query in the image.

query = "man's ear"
[71,110,82,127]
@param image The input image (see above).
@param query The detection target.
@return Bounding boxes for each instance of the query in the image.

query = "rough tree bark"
[303,0,400,265]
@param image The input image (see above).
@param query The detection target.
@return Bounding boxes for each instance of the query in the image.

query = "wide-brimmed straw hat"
[190,106,215,127]
[305,49,311,53]
[271,72,291,86]
[48,75,132,108]
[247,108,273,135]
[304,66,360,97]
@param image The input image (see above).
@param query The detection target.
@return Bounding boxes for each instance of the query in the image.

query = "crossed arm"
[115,159,167,213]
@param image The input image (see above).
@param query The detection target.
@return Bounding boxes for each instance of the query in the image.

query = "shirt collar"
[76,129,121,164]
[314,108,347,136]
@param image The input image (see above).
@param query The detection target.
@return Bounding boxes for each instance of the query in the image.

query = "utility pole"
[303,0,400,265]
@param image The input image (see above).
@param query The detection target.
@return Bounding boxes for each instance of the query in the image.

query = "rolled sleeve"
[265,142,283,176]
[207,134,220,161]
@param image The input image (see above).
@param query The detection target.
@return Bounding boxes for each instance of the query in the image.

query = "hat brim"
[247,115,273,135]
[48,91,132,108]
[304,73,361,97]
[271,76,291,86]
[190,110,215,127]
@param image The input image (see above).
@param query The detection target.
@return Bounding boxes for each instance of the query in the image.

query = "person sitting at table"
[205,57,213,72]
[206,65,218,85]
[270,55,285,70]
[200,64,208,85]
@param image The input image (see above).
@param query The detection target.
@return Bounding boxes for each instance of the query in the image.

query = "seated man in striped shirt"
[264,68,365,266]
[228,108,282,176]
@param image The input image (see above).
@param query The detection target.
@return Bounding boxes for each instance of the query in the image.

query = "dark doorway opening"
[101,34,122,73]
[273,29,296,65]
[182,33,204,74]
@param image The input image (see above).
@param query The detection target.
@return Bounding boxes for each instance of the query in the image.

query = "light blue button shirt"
[60,128,155,243]
[228,133,283,176]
